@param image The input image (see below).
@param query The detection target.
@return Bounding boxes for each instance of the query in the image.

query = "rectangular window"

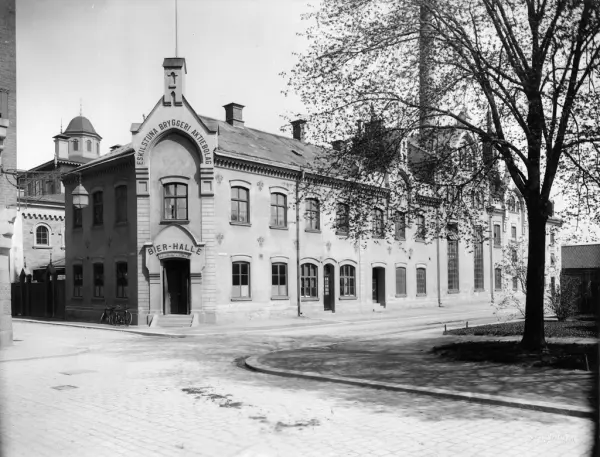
[494,267,502,291]
[73,265,83,298]
[232,261,250,298]
[372,208,384,238]
[164,183,188,220]
[305,199,320,230]
[73,206,82,228]
[340,265,356,297]
[396,267,407,295]
[115,185,128,223]
[511,225,517,240]
[474,230,484,290]
[511,248,518,264]
[116,262,128,298]
[336,203,349,234]
[447,241,459,292]
[395,212,406,240]
[93,263,104,298]
[271,263,287,297]
[550,276,556,296]
[301,263,318,298]
[512,276,518,291]
[93,191,103,225]
[416,268,427,295]
[231,187,249,223]
[270,193,287,227]
[416,215,426,240]
[493,224,501,247]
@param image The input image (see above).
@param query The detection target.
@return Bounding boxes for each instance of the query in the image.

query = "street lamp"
[72,174,89,209]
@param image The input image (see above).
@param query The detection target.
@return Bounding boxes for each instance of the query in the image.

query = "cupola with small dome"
[54,113,102,162]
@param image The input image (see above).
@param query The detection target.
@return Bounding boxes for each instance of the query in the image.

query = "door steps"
[151,314,194,328]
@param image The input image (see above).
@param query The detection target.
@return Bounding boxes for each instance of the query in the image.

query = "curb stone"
[245,355,594,419]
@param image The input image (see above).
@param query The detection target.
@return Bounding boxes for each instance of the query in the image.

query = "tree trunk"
[521,206,548,350]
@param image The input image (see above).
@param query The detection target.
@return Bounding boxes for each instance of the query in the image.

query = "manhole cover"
[60,369,97,376]
[51,385,78,391]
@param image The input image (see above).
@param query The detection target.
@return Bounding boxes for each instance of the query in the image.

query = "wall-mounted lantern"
[72,174,89,209]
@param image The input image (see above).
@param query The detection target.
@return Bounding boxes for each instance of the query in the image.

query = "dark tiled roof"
[199,115,321,169]
[64,143,135,176]
[64,115,102,139]
[562,244,600,269]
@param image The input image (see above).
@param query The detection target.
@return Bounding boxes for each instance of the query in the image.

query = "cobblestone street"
[1,320,594,456]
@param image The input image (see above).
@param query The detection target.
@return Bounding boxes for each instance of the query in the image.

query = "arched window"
[396,267,407,295]
[372,208,384,238]
[231,186,249,223]
[271,263,287,297]
[163,183,187,220]
[416,267,427,295]
[305,198,320,230]
[340,265,356,297]
[270,193,287,227]
[73,139,79,151]
[86,140,92,152]
[232,261,251,298]
[300,263,318,298]
[35,225,49,246]
[336,203,349,234]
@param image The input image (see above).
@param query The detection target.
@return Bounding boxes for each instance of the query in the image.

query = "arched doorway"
[372,267,386,307]
[324,263,335,312]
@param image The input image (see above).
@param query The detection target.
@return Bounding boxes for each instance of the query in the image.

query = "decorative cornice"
[63,158,134,184]
[21,212,65,221]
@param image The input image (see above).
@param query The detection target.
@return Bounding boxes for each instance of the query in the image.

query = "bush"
[546,275,581,321]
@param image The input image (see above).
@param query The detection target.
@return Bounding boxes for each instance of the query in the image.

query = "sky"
[16,0,313,170]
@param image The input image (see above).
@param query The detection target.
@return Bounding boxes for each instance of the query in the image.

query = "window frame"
[270,192,287,228]
[116,261,128,299]
[231,186,250,224]
[115,185,128,224]
[372,208,384,238]
[447,231,459,292]
[73,139,79,151]
[335,203,350,235]
[232,261,251,299]
[305,198,320,231]
[416,215,426,241]
[394,211,406,240]
[163,183,188,221]
[34,224,50,247]
[73,205,83,229]
[395,266,407,296]
[512,276,518,291]
[73,264,83,298]
[416,267,427,295]
[92,191,104,226]
[494,267,502,291]
[493,224,501,248]
[86,140,92,152]
[473,229,484,291]
[93,263,104,298]
[300,263,318,298]
[271,263,288,298]
[339,264,356,297]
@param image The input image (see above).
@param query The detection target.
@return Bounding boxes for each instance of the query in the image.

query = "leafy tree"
[287,0,600,350]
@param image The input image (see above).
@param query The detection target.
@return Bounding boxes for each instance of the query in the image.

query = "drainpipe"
[487,207,494,302]
[296,169,304,317]
[436,208,441,307]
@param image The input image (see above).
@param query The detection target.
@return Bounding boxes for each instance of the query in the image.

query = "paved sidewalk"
[247,331,597,418]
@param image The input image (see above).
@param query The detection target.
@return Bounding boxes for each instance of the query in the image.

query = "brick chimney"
[223,103,245,127]
[291,119,307,142]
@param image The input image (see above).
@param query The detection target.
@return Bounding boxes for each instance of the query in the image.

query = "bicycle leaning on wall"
[100,304,132,326]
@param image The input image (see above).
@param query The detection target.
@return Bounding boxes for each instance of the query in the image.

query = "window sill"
[91,297,105,301]
[301,297,319,302]
[415,238,426,243]
[161,220,189,225]
[339,296,357,300]
[71,296,83,300]
[230,221,251,227]
[271,296,289,300]
[494,288,502,291]
[473,288,485,293]
[269,225,288,230]
[73,226,83,231]
[395,294,407,298]
[493,244,502,249]
[305,229,321,233]
[33,245,52,250]
[447,289,460,294]
[231,297,252,302]
[114,221,128,227]
[335,231,349,237]
[91,224,104,229]
[416,293,427,297]
[395,237,406,242]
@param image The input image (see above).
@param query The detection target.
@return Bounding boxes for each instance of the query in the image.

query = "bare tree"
[287,0,600,350]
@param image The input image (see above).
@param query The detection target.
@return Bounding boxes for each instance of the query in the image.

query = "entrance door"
[324,264,335,312]
[163,259,190,314]
[372,267,386,307]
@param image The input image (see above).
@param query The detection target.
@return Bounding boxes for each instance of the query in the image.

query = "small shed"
[561,244,600,314]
